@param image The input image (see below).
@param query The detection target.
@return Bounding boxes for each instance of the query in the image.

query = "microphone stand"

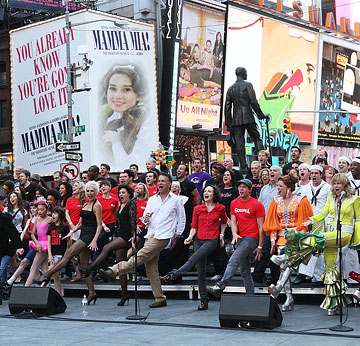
[329,195,353,332]
[126,196,147,321]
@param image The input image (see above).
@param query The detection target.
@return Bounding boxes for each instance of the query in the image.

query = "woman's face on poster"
[107,73,138,114]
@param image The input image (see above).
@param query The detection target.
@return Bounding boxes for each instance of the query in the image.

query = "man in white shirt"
[295,163,312,197]
[309,165,332,215]
[100,173,186,308]
[296,165,332,284]
[338,156,352,177]
[253,165,281,285]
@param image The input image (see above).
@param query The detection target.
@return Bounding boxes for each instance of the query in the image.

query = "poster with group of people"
[318,39,360,141]
[176,1,225,131]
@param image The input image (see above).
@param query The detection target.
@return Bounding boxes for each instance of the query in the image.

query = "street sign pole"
[65,0,74,143]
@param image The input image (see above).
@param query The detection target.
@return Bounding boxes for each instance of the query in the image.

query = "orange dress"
[263,194,313,246]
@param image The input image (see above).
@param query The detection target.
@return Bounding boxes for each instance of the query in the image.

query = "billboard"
[335,0,360,30]
[11,10,159,175]
[224,6,318,143]
[9,0,81,12]
[318,40,360,141]
[176,1,225,131]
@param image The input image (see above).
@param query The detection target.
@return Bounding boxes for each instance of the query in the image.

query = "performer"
[160,185,227,310]
[291,173,360,315]
[100,173,186,308]
[36,181,102,305]
[225,67,268,170]
[80,184,135,307]
[207,179,265,297]
[263,174,313,312]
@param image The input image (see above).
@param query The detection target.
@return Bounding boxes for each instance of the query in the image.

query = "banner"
[224,6,318,143]
[176,1,225,131]
[318,40,360,141]
[11,10,159,175]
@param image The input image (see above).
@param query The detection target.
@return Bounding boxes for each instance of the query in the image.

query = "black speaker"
[219,294,282,329]
[9,287,67,315]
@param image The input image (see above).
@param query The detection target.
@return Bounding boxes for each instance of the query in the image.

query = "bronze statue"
[225,67,268,170]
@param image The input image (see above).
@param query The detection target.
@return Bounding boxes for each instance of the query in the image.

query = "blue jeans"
[0,255,11,284]
[219,236,258,294]
[171,238,218,302]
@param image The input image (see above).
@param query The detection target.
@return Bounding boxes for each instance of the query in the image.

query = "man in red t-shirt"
[208,178,265,297]
[146,171,158,197]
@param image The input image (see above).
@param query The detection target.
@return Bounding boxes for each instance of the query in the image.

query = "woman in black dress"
[80,184,135,306]
[36,181,102,304]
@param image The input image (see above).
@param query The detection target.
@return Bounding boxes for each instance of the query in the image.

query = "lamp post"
[63,0,128,143]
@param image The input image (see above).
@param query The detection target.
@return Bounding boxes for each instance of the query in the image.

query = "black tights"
[88,237,130,296]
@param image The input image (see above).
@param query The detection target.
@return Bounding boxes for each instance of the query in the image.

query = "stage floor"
[1,296,360,345]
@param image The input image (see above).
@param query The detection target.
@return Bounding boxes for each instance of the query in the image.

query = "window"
[0,61,6,87]
[0,100,7,129]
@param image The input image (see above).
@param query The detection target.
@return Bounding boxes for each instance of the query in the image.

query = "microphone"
[338,191,346,202]
[130,192,141,201]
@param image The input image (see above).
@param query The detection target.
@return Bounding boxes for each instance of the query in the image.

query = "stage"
[1,295,360,345]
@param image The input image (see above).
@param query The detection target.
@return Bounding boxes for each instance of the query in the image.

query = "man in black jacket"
[0,211,24,303]
[225,67,267,170]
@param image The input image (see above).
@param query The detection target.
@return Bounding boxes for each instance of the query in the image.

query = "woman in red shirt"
[161,185,227,310]
[96,180,119,265]
[65,181,87,282]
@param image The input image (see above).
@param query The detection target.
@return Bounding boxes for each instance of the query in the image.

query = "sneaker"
[207,283,223,298]
[210,274,222,282]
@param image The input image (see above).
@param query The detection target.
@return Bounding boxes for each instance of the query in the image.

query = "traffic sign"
[65,152,83,162]
[72,125,85,133]
[57,133,71,141]
[60,163,80,181]
[56,142,81,152]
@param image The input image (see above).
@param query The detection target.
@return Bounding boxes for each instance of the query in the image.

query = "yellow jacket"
[311,195,360,249]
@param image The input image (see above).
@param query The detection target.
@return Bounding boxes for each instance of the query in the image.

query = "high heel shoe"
[117,294,131,306]
[35,275,50,286]
[281,294,294,312]
[79,267,90,278]
[87,294,98,305]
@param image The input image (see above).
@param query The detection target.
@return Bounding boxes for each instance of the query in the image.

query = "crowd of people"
[1,148,360,316]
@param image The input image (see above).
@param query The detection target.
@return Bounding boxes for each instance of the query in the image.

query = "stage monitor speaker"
[219,294,282,329]
[9,287,67,316]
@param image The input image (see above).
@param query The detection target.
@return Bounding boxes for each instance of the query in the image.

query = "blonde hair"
[136,182,149,201]
[85,181,99,195]
[74,181,86,205]
[330,173,354,197]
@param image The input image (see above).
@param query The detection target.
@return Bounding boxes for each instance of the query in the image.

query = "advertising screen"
[224,6,319,144]
[318,41,360,141]
[176,1,225,131]
[11,10,159,175]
